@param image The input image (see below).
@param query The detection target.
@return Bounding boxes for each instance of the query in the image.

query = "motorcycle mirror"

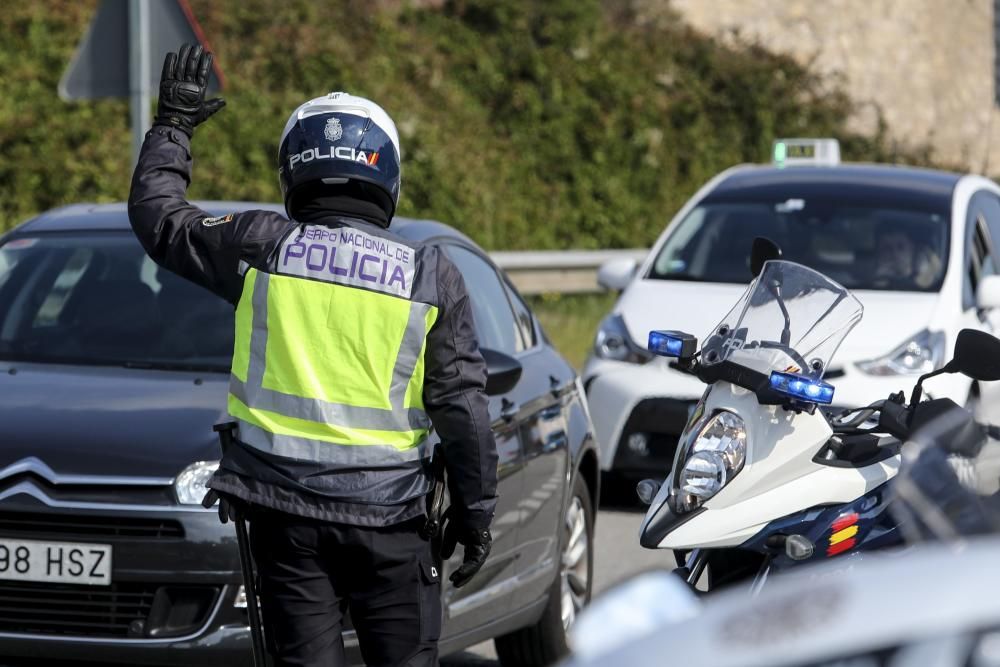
[750,237,782,278]
[911,329,1000,407]
[945,329,1000,381]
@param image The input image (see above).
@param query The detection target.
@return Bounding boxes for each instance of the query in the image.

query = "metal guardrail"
[489,248,649,295]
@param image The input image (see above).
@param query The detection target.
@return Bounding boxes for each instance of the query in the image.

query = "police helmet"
[278,92,401,220]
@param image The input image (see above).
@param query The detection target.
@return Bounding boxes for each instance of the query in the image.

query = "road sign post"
[60,0,223,168]
[128,0,151,166]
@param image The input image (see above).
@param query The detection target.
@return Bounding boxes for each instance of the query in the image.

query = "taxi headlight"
[593,314,652,364]
[673,411,746,513]
[174,460,220,505]
[856,329,945,376]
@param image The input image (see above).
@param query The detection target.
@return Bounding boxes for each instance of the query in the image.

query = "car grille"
[0,512,184,540]
[0,581,222,639]
[0,581,157,637]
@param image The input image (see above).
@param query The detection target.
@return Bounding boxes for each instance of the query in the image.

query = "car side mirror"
[597,258,638,291]
[945,328,1000,382]
[750,237,782,278]
[482,347,523,395]
[977,275,1000,310]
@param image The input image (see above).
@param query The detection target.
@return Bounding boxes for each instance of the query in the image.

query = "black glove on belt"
[154,43,226,137]
[439,508,492,588]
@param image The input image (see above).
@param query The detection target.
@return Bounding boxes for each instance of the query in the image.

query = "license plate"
[0,538,112,586]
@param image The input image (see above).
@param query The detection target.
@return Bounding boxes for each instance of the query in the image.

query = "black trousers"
[248,511,441,667]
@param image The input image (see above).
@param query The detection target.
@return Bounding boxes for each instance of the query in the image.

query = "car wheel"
[495,475,593,666]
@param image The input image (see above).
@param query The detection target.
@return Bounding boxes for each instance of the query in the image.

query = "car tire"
[495,475,593,666]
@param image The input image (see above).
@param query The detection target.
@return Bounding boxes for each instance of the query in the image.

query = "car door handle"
[540,404,562,421]
[544,430,568,452]
[501,398,519,422]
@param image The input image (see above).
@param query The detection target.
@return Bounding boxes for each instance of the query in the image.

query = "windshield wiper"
[0,355,229,373]
[121,360,231,373]
[0,354,119,367]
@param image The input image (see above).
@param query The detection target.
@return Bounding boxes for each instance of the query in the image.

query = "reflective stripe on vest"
[228,267,439,463]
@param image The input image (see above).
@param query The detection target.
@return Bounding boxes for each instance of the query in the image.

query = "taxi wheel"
[495,475,593,666]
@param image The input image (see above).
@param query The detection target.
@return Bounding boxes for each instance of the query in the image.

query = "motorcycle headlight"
[174,460,220,505]
[672,411,746,513]
[856,329,945,376]
[593,314,652,364]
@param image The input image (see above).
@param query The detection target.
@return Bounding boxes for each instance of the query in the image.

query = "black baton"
[214,422,267,667]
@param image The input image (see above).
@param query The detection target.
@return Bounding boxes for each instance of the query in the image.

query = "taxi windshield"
[649,197,950,292]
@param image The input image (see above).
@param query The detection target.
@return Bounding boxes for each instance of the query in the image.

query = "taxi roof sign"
[772,138,840,167]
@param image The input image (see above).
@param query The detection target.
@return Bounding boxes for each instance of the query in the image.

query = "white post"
[129,0,150,167]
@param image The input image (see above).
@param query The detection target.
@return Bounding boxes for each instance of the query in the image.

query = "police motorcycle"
[564,389,1000,667]
[636,238,1000,593]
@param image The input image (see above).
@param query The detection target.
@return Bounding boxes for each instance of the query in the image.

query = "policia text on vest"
[128,44,498,667]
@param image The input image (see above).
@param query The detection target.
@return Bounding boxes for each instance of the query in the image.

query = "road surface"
[442,496,672,666]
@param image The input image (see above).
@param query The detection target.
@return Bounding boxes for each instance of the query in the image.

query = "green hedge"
[0,0,934,248]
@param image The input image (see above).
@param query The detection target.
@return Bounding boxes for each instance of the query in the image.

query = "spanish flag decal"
[826,512,859,557]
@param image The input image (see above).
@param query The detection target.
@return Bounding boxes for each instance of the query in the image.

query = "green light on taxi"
[773,141,787,166]
[771,138,840,167]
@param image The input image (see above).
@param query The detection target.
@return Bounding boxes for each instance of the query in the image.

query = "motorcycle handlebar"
[880,397,988,458]
[877,400,911,440]
[837,396,993,459]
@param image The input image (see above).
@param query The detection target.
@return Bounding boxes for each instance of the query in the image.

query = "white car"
[583,139,1000,482]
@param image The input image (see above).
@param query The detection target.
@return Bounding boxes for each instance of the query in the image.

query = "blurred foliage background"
[0,0,942,366]
[1,0,936,245]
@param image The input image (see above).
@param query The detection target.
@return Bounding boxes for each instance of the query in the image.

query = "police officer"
[129,44,498,667]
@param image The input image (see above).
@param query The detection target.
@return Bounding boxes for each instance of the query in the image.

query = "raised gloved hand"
[155,43,225,137]
[201,488,245,524]
[439,508,492,588]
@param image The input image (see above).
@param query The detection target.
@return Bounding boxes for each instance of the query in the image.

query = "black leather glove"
[439,508,492,588]
[154,43,225,137]
[201,489,245,524]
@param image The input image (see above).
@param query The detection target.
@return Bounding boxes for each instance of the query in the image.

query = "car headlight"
[856,329,945,376]
[593,314,652,364]
[672,411,746,513]
[174,460,220,505]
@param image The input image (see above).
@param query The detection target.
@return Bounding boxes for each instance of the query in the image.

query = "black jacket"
[128,125,498,530]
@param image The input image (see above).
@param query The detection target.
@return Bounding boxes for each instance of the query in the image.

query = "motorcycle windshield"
[700,260,863,380]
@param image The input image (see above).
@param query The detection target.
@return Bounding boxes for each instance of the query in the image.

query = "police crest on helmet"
[324,117,343,142]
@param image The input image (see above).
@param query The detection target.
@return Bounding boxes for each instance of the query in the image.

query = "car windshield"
[0,233,233,371]
[701,260,864,380]
[649,198,950,291]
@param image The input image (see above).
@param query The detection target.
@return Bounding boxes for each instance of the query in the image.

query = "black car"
[0,202,599,666]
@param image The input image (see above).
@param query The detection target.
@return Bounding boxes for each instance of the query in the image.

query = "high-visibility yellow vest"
[227,225,439,467]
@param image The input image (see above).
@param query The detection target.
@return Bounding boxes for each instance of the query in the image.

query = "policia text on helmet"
[128,44,499,667]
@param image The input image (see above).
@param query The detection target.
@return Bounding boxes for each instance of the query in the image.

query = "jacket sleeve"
[423,253,499,532]
[127,126,291,305]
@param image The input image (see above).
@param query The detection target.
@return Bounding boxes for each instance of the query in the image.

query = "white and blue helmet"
[277,92,401,219]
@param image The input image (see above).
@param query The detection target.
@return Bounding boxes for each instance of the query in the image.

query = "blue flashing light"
[648,331,683,357]
[768,371,835,405]
[647,330,697,359]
